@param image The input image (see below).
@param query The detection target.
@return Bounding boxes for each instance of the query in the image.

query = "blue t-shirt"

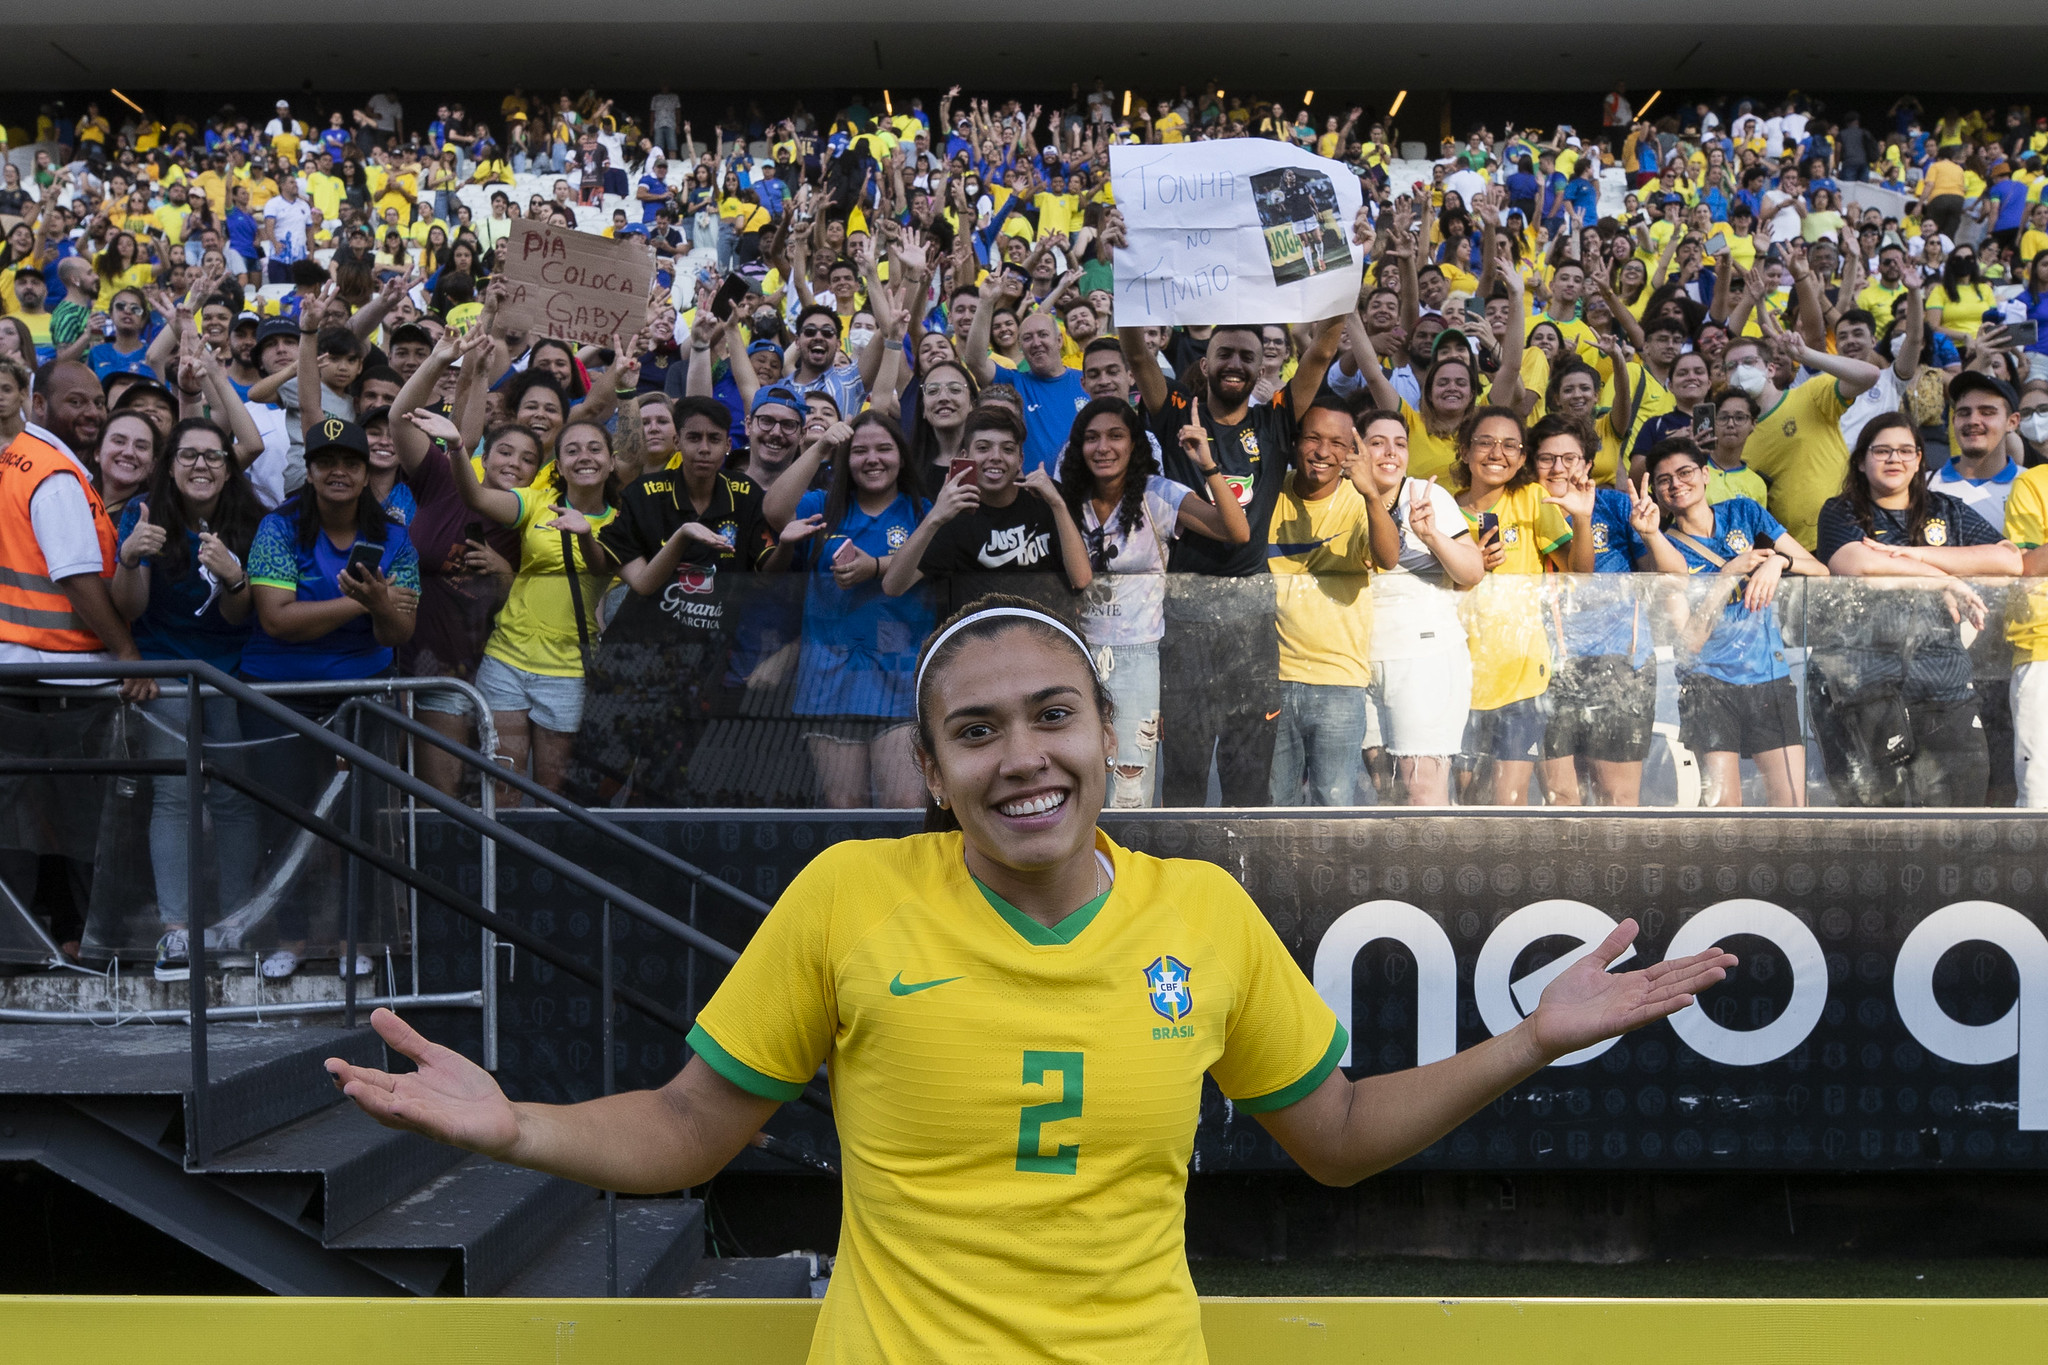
[86,342,155,382]
[637,175,667,223]
[240,503,423,681]
[1987,177,2030,233]
[226,209,259,262]
[988,366,1088,476]
[1667,496,1790,686]
[1504,171,1541,207]
[1560,488,1653,663]
[115,500,254,672]
[789,489,936,719]
[321,128,352,158]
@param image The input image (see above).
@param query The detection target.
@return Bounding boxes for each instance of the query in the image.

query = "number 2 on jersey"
[1016,1050,1083,1175]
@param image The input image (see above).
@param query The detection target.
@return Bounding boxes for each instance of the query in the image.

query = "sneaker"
[259,949,300,979]
[153,929,190,983]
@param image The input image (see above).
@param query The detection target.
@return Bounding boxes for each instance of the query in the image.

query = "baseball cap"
[357,404,392,429]
[254,317,301,348]
[389,323,433,350]
[305,415,370,461]
[749,383,803,417]
[746,338,783,357]
[1949,370,2018,411]
[275,99,290,109]
[233,310,262,332]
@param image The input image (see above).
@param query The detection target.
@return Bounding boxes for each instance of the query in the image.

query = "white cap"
[276,99,290,108]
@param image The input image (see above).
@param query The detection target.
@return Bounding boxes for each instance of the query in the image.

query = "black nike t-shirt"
[918,493,1073,585]
[1149,383,1300,576]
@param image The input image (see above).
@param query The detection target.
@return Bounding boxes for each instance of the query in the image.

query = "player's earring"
[934,795,948,810]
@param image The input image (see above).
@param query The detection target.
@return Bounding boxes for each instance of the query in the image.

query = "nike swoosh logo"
[1265,710,1282,721]
[889,972,963,997]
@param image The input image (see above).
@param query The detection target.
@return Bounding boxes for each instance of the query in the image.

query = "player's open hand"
[1526,919,1736,1064]
[325,1008,521,1159]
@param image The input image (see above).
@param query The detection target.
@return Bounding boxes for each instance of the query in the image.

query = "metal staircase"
[0,1022,812,1297]
[0,659,820,1300]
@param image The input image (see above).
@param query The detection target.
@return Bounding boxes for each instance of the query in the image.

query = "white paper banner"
[1110,141,1364,329]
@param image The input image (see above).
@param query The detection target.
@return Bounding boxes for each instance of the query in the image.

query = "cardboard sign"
[495,221,652,345]
[1110,141,1364,328]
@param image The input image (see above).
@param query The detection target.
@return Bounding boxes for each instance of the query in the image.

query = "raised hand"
[406,408,464,445]
[1525,919,1737,1062]
[1541,469,1598,522]
[1407,476,1438,538]
[1020,466,1061,504]
[778,512,826,546]
[195,531,241,583]
[542,503,595,536]
[326,1008,521,1156]
[1178,396,1216,469]
[118,502,167,568]
[1627,474,1663,536]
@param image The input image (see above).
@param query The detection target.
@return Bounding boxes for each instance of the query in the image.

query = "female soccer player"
[328,594,1735,1362]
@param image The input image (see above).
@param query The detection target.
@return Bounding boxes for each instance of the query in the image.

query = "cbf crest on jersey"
[1144,956,1193,1022]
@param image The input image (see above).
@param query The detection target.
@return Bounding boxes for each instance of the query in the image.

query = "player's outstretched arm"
[326,1008,779,1194]
[1256,919,1734,1187]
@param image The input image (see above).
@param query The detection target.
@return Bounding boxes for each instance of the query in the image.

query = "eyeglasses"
[752,414,801,433]
[798,327,837,340]
[1651,466,1703,490]
[175,447,229,466]
[1867,445,1920,462]
[1468,437,1523,455]
[1533,452,1583,467]
[111,301,145,314]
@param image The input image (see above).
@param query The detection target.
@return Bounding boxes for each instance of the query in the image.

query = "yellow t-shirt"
[1398,398,1463,483]
[689,829,1342,1365]
[94,263,158,311]
[1922,160,1966,200]
[2021,228,2048,264]
[305,172,343,225]
[152,204,191,243]
[1267,475,1376,686]
[2004,466,2048,665]
[483,489,619,677]
[1741,374,1850,550]
[1856,280,1910,333]
[1459,482,1570,711]
[1706,463,1770,507]
[1153,112,1187,144]
[1926,282,1997,335]
[1526,309,1604,366]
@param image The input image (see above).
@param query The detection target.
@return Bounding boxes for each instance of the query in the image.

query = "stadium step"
[500,1197,706,1298]
[328,1151,593,1295]
[200,1095,468,1239]
[685,1256,818,1298]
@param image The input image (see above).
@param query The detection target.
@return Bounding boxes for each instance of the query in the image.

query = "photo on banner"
[1110,140,1364,329]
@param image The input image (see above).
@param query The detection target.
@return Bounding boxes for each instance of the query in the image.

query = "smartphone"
[343,542,384,581]
[464,520,485,544]
[948,457,977,484]
[2007,320,2040,348]
[1691,402,1716,445]
[710,271,752,321]
[1705,229,1730,256]
[1477,510,1500,542]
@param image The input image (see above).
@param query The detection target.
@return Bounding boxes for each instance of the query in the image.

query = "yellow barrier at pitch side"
[6,1296,2046,1363]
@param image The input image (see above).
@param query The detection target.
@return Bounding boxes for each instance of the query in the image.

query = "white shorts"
[1368,652,1473,757]
[2012,661,2048,807]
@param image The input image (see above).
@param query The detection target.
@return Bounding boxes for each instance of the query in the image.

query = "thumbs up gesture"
[119,501,167,569]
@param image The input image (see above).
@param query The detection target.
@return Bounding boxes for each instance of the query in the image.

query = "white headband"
[914,608,1098,720]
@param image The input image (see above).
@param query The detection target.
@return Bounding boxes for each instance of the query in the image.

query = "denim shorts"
[475,655,586,733]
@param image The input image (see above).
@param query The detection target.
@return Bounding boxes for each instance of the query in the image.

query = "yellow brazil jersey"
[2021,228,2048,264]
[689,830,1343,1365]
[1267,474,1375,686]
[482,489,618,677]
[2005,466,2048,666]
[1526,310,1604,366]
[1706,462,1770,507]
[1741,374,1849,550]
[1397,398,1462,484]
[1459,481,1570,711]
[1856,280,1909,333]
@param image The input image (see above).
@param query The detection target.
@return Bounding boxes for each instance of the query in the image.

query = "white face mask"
[1730,362,1770,397]
[2022,413,2048,445]
[848,326,876,352]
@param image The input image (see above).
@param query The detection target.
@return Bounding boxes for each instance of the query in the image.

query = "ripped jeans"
[1094,641,1161,808]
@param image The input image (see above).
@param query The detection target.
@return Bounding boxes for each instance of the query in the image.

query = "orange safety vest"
[0,430,117,652]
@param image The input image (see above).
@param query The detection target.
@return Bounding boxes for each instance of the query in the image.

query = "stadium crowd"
[5,83,2048,968]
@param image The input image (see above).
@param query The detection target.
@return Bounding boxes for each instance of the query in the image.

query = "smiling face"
[481,429,542,492]
[1079,410,1132,486]
[639,401,677,456]
[556,422,613,492]
[1204,328,1260,408]
[1460,413,1525,492]
[966,425,1022,492]
[918,629,1111,875]
[847,422,902,496]
[1358,415,1409,493]
[1294,406,1355,498]
[514,386,565,444]
[97,413,156,493]
[1534,432,1588,497]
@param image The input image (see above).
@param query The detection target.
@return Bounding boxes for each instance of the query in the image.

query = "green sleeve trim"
[1233,1020,1349,1115]
[687,1023,806,1102]
[248,576,297,591]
